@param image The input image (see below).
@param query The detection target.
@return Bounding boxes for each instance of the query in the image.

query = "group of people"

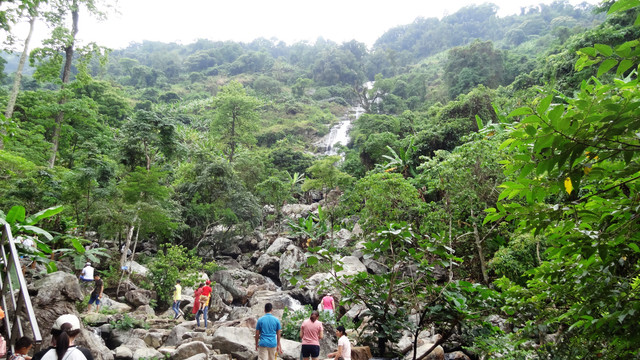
[172,279,213,327]
[255,296,351,360]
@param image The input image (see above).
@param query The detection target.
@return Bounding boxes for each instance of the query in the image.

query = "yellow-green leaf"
[594,44,613,57]
[564,177,573,194]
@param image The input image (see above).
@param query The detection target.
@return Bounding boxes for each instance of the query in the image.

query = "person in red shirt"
[196,280,213,328]
[300,311,323,360]
[192,283,204,317]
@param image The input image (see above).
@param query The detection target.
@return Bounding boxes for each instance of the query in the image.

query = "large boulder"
[212,268,271,303]
[77,328,115,360]
[114,346,133,360]
[125,289,155,307]
[31,272,83,335]
[248,290,302,318]
[266,237,292,255]
[279,245,305,290]
[133,347,163,360]
[124,261,149,277]
[101,297,133,313]
[165,324,191,346]
[211,327,256,360]
[337,256,367,277]
[324,228,352,249]
[256,254,279,281]
[172,341,210,360]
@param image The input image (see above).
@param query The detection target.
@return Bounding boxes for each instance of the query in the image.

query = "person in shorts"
[300,311,323,360]
[86,274,103,312]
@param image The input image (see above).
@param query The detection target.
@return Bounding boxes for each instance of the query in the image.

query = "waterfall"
[318,106,365,156]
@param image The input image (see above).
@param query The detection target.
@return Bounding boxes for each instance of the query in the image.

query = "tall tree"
[29,0,107,168]
[211,81,261,162]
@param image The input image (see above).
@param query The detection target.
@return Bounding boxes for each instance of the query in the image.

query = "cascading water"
[318,106,365,156]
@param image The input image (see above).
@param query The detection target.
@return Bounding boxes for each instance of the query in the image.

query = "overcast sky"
[14,0,601,50]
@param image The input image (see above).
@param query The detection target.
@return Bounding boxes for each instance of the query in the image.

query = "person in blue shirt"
[255,303,282,360]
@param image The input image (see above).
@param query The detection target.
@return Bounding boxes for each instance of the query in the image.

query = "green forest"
[2,0,640,358]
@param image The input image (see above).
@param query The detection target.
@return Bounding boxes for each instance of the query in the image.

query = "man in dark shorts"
[86,274,103,313]
[300,311,323,360]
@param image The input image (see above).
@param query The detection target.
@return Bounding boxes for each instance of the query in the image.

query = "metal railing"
[0,223,42,353]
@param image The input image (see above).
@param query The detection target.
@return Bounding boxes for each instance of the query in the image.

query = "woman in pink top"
[321,293,335,315]
[300,311,324,360]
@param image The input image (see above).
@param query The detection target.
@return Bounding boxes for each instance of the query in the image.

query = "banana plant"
[0,205,63,272]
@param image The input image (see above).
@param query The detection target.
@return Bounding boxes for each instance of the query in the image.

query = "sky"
[13,0,602,50]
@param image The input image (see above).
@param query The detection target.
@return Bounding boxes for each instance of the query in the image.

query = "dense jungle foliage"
[2,0,640,358]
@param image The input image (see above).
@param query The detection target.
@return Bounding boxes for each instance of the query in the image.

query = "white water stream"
[318,106,365,156]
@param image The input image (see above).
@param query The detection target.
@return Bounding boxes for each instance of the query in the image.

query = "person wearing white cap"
[31,314,93,360]
[79,263,94,282]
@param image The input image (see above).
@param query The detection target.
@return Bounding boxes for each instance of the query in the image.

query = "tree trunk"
[2,15,37,150]
[48,4,79,168]
[472,210,489,284]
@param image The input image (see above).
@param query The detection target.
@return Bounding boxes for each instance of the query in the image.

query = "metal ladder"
[0,223,42,353]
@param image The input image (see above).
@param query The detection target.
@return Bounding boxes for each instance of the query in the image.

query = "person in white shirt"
[327,326,351,360]
[79,262,94,282]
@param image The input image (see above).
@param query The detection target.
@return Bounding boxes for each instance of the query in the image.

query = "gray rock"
[83,313,110,326]
[77,328,114,360]
[133,347,163,360]
[211,327,256,360]
[123,337,148,351]
[101,297,133,313]
[144,332,163,348]
[266,237,292,255]
[124,261,149,277]
[444,351,470,360]
[172,341,210,360]
[114,346,133,360]
[183,354,208,360]
[362,258,389,275]
[256,254,279,280]
[31,272,83,338]
[165,325,191,346]
[337,256,367,277]
[125,289,154,307]
[279,245,305,290]
[132,304,155,316]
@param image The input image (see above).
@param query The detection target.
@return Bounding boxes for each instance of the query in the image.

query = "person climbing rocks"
[196,289,211,328]
[255,303,282,360]
[320,293,335,315]
[192,283,204,320]
[78,262,94,282]
[300,311,323,360]
[172,279,183,319]
[86,273,103,313]
[199,280,212,311]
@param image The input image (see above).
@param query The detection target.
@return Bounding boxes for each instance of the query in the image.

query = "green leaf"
[307,256,319,266]
[25,205,64,225]
[594,44,613,57]
[508,107,533,117]
[578,47,597,57]
[46,261,58,273]
[608,0,640,14]
[628,243,640,253]
[20,225,53,241]
[616,59,634,77]
[6,206,26,224]
[597,59,618,77]
[536,95,553,115]
[475,115,484,130]
[71,238,86,254]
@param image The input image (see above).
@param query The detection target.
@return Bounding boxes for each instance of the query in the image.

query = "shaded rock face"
[279,245,305,291]
[125,289,155,307]
[31,272,83,336]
